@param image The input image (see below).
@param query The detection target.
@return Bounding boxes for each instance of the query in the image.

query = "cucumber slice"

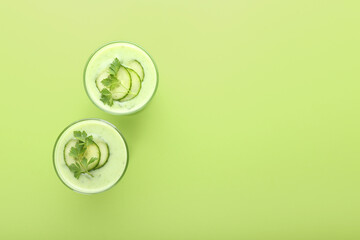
[112,66,132,100]
[84,143,101,170]
[95,70,109,92]
[125,60,144,81]
[64,139,100,171]
[64,139,77,166]
[94,140,110,169]
[120,69,142,101]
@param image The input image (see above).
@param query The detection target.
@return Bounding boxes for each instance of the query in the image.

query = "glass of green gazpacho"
[53,119,128,194]
[84,41,158,115]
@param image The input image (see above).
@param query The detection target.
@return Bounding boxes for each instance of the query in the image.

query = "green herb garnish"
[100,88,114,106]
[108,58,121,76]
[68,131,98,179]
[100,58,122,106]
[102,75,120,91]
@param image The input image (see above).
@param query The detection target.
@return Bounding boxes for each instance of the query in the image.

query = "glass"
[83,41,159,115]
[53,118,129,194]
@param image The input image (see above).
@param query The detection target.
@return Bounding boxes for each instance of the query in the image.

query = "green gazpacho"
[53,119,128,194]
[84,41,158,115]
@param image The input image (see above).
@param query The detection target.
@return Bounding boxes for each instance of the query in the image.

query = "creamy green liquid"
[54,119,128,194]
[84,42,158,114]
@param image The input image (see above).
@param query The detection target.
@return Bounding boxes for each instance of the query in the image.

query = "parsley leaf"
[108,58,121,76]
[98,57,123,106]
[69,147,80,158]
[85,135,94,147]
[100,88,114,106]
[68,163,82,179]
[74,131,88,142]
[81,157,88,169]
[67,131,98,179]
[69,141,85,159]
[102,75,120,91]
[88,157,98,165]
[68,163,79,172]
[74,171,82,179]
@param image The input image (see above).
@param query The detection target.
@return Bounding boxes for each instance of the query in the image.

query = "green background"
[1,0,359,239]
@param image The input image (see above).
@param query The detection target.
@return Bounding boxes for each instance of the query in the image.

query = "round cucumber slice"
[63,139,101,171]
[120,69,142,102]
[95,70,109,92]
[126,60,144,81]
[84,143,101,170]
[112,66,132,100]
[94,140,110,169]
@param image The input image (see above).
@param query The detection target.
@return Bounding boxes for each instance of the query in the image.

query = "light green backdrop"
[1,0,360,239]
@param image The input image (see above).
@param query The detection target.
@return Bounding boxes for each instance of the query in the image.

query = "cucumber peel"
[120,68,142,101]
[112,66,132,100]
[126,60,145,81]
[94,139,110,169]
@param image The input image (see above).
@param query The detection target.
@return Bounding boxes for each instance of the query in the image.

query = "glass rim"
[52,118,129,194]
[83,41,159,115]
